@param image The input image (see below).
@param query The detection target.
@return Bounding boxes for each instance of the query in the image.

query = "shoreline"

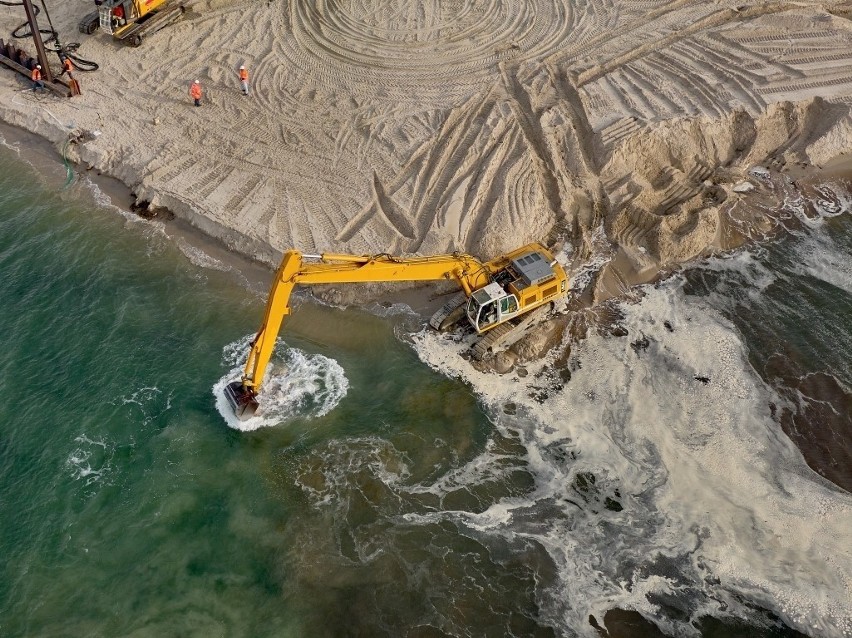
[1,1,851,273]
[0,118,277,295]
[3,112,851,320]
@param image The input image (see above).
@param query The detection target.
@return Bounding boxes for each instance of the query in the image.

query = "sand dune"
[1,0,851,281]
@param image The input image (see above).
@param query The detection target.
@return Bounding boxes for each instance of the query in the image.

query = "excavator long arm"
[225,249,492,419]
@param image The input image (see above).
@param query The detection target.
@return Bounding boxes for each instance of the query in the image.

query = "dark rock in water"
[588,614,603,633]
[694,375,710,384]
[130,199,174,221]
[610,324,629,337]
[604,497,623,512]
[574,471,596,497]
[631,335,650,353]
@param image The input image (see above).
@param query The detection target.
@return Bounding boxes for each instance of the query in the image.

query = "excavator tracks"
[470,304,552,361]
[118,4,185,47]
[428,292,467,331]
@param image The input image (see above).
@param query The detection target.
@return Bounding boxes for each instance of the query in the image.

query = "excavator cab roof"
[471,283,505,305]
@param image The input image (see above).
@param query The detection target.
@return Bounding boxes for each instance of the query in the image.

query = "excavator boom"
[225,244,567,420]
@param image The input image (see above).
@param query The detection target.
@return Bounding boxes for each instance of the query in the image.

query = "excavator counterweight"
[225,243,567,420]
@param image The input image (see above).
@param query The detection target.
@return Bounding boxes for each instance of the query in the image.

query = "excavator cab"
[466,283,520,332]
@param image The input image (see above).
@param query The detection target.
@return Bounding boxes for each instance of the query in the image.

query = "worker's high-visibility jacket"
[63,58,74,73]
[239,68,248,81]
[31,67,41,81]
[190,83,202,99]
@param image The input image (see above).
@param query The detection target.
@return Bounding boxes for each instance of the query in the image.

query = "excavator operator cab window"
[499,295,518,316]
[478,301,499,330]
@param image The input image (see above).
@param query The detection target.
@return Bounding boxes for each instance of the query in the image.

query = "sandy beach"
[0,0,850,283]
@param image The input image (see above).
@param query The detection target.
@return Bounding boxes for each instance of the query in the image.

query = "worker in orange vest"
[189,79,202,107]
[31,64,45,91]
[238,65,249,96]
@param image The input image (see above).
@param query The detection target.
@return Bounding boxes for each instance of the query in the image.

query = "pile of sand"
[0,0,851,294]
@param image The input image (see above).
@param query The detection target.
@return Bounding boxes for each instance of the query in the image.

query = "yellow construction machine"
[225,243,568,420]
[79,0,185,47]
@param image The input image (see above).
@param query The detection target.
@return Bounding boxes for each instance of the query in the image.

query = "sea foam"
[412,275,852,637]
[214,335,349,432]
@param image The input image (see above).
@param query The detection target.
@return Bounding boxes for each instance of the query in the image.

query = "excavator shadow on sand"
[224,243,568,421]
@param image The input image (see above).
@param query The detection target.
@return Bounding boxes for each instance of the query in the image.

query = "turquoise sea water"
[1,141,850,637]
[0,147,494,636]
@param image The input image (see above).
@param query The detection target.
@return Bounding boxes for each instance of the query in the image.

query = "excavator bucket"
[224,381,259,421]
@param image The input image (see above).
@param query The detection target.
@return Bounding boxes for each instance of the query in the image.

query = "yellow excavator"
[79,0,185,47]
[225,243,568,420]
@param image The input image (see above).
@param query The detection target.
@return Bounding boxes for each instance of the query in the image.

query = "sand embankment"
[1,0,851,296]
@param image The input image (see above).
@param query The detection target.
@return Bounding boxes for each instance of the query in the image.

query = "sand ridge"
[0,0,851,277]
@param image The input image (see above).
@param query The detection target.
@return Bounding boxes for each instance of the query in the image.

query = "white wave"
[781,180,852,294]
[213,337,349,431]
[221,333,256,367]
[0,134,21,154]
[798,181,851,223]
[174,237,232,272]
[365,300,420,319]
[691,247,779,310]
[811,182,852,219]
[114,385,173,426]
[66,434,115,487]
[74,178,173,254]
[405,436,525,498]
[568,223,613,295]
[295,436,411,507]
[412,277,852,637]
[789,227,852,295]
[80,177,123,213]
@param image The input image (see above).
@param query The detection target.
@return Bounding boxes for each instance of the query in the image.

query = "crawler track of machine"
[469,303,552,361]
[428,292,467,331]
[429,294,555,361]
[114,3,185,47]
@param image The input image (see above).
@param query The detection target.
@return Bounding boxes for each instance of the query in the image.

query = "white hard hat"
[193,79,199,84]
[239,65,245,69]
[36,64,41,69]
